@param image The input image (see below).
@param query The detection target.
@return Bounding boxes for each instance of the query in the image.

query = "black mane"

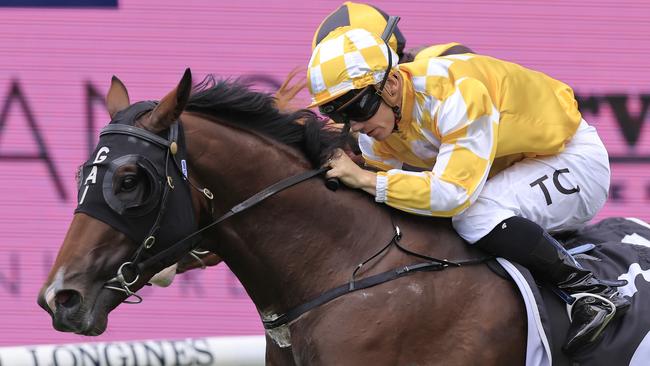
[185,75,347,167]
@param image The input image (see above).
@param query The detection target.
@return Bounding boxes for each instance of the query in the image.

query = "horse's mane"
[185,75,347,167]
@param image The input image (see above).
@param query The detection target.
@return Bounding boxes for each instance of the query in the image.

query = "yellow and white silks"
[361,53,583,217]
[305,27,607,243]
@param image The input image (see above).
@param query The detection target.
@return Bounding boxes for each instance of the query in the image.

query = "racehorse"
[38,69,527,365]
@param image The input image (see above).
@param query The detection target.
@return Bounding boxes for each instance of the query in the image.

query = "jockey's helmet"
[312,1,406,59]
[307,26,399,123]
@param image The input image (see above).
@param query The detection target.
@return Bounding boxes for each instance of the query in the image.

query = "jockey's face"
[349,100,395,140]
[349,72,402,141]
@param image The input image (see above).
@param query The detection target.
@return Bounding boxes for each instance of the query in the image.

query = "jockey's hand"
[275,67,307,113]
[324,148,377,196]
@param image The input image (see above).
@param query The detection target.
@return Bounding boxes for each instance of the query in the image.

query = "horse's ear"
[147,68,192,133]
[106,76,130,119]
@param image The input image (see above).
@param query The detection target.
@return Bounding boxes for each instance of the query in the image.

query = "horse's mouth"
[52,311,107,335]
[51,301,108,335]
[40,286,125,336]
[75,316,109,336]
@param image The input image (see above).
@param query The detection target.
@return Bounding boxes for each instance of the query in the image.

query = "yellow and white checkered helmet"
[307,26,399,107]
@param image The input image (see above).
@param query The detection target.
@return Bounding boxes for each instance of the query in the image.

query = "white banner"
[0,335,266,366]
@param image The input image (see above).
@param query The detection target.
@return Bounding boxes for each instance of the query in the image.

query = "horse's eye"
[120,175,138,192]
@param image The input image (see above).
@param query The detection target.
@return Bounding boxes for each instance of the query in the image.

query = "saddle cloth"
[498,217,650,366]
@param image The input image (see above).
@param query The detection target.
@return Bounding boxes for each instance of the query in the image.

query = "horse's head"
[37,69,200,335]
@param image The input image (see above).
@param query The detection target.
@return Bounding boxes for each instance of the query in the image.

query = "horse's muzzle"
[37,286,114,335]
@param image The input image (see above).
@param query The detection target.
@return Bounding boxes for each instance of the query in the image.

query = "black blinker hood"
[74,101,198,260]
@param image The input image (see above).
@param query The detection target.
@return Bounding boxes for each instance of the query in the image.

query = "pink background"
[1,0,649,346]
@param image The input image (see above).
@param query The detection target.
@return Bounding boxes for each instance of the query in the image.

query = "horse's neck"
[182,114,469,314]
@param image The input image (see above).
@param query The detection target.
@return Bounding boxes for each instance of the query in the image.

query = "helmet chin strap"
[374,69,402,132]
[379,93,402,132]
[391,104,402,131]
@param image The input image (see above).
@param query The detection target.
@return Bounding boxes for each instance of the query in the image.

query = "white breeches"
[453,120,610,244]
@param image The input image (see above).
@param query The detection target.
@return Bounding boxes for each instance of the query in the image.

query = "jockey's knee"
[452,201,516,244]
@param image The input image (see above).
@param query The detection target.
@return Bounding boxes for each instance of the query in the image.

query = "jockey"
[307,26,630,354]
[311,1,474,63]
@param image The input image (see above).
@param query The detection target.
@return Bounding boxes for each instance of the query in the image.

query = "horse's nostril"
[55,289,81,310]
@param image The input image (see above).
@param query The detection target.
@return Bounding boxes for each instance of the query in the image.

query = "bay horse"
[38,69,527,365]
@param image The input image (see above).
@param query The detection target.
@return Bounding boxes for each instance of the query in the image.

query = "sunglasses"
[319,87,383,124]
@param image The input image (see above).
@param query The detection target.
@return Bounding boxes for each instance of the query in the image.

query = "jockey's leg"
[474,216,630,354]
[451,120,629,353]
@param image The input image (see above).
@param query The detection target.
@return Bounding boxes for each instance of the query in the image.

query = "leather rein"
[100,120,491,328]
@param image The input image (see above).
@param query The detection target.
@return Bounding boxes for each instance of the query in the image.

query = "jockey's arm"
[374,78,498,217]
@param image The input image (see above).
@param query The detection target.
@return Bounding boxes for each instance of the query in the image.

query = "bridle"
[101,120,330,303]
[100,117,490,329]
[101,122,191,303]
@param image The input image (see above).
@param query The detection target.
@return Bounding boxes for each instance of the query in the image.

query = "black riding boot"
[475,216,631,354]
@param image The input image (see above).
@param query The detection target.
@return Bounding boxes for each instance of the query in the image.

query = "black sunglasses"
[319,87,383,124]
